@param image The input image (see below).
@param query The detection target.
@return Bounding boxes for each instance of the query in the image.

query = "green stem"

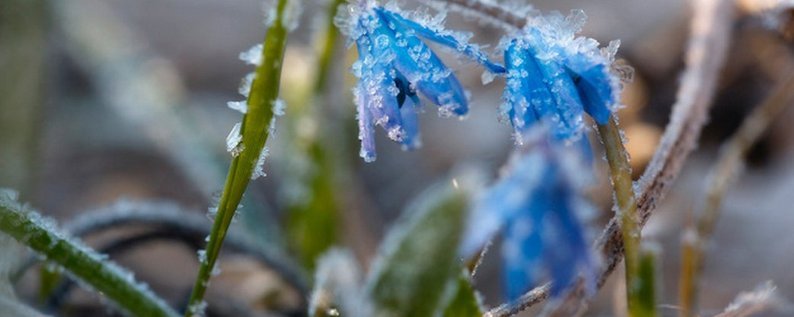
[597,119,641,317]
[184,0,291,314]
[0,198,178,317]
[636,245,659,317]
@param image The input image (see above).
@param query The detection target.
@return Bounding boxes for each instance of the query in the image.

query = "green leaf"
[0,190,179,317]
[365,180,469,317]
[441,272,483,317]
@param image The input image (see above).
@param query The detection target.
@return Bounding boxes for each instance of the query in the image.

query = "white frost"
[225,122,243,157]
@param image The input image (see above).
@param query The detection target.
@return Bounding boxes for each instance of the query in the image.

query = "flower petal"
[376,8,506,74]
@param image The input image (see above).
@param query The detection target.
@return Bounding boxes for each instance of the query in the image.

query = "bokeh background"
[1,0,794,316]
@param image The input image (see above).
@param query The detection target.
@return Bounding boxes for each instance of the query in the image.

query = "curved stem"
[0,196,179,317]
[184,0,291,314]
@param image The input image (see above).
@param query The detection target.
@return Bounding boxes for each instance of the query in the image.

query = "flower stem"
[184,0,291,315]
[597,119,641,317]
[0,197,179,317]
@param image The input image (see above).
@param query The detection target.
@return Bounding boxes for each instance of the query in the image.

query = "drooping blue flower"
[341,1,505,162]
[501,10,625,142]
[460,127,597,300]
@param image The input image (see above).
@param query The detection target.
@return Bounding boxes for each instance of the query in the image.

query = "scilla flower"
[502,10,626,142]
[460,127,596,300]
[340,0,505,162]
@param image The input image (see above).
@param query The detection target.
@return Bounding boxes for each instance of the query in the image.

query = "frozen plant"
[460,127,597,300]
[501,10,625,142]
[338,0,505,162]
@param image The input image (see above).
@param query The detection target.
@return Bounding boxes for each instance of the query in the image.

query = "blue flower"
[501,10,624,142]
[342,1,505,162]
[460,128,596,300]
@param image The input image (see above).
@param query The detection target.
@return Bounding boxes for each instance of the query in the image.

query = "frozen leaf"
[364,179,470,317]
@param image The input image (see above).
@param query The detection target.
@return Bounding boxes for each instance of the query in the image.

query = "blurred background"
[1,0,794,316]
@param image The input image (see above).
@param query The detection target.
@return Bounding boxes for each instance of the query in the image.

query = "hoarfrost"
[239,44,263,66]
[197,249,207,264]
[238,73,255,97]
[272,99,286,116]
[187,300,207,317]
[251,147,270,180]
[225,122,243,157]
[282,0,303,31]
[226,101,248,114]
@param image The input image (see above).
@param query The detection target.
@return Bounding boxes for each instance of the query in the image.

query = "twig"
[439,0,736,315]
[678,66,794,317]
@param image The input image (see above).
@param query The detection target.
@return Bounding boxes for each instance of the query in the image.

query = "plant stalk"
[184,0,291,314]
[597,119,641,317]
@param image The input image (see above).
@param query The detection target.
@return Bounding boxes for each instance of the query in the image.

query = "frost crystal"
[227,100,248,114]
[251,147,270,180]
[225,122,243,157]
[238,73,255,97]
[500,10,626,141]
[239,44,263,66]
[272,99,286,116]
[343,1,505,162]
[282,0,303,31]
[460,128,596,300]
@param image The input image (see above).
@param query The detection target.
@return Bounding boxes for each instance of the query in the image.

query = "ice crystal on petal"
[501,10,625,141]
[460,128,597,300]
[342,1,505,162]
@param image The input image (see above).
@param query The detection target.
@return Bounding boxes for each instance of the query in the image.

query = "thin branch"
[438,0,736,315]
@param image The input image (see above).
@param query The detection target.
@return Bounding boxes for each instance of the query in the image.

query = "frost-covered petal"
[354,20,406,141]
[566,62,615,125]
[463,130,596,301]
[379,12,468,116]
[501,9,624,140]
[375,7,506,74]
[398,95,421,150]
[354,82,377,162]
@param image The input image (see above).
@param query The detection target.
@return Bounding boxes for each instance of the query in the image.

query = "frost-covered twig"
[439,0,526,30]
[0,192,179,317]
[438,0,735,315]
[678,68,794,317]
